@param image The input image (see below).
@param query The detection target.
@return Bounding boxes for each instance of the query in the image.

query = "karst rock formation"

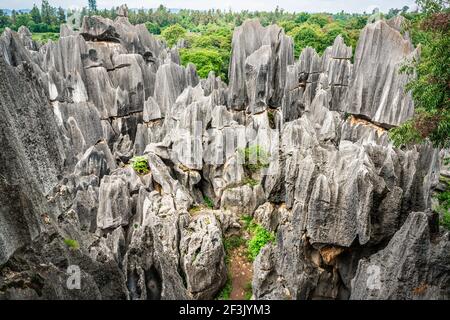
[0,5,448,300]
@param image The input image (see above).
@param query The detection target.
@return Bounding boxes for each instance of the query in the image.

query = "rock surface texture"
[0,10,448,300]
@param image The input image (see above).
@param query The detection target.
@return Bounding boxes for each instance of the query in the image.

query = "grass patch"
[130,156,150,174]
[64,238,79,250]
[238,145,270,173]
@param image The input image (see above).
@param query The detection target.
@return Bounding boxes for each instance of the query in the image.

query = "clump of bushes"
[242,215,276,261]
[203,196,214,209]
[217,277,232,300]
[437,190,450,230]
[247,224,276,261]
[130,156,150,174]
[64,238,79,250]
[238,145,270,173]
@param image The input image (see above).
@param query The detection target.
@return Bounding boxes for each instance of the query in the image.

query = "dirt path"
[229,245,253,300]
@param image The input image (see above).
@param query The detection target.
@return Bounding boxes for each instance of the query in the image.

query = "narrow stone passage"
[229,245,253,300]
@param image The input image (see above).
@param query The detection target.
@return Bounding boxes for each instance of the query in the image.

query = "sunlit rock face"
[0,6,448,301]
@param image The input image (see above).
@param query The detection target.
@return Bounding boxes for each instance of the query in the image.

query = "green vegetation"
[238,145,270,173]
[223,236,246,258]
[161,23,187,47]
[241,215,276,261]
[246,222,276,261]
[217,277,232,300]
[389,0,450,149]
[180,48,224,79]
[441,210,450,230]
[31,32,59,43]
[203,196,214,209]
[243,177,259,187]
[64,238,79,250]
[130,156,150,175]
[244,282,253,300]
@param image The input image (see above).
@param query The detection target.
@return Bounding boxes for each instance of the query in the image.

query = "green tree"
[288,23,326,56]
[161,23,187,47]
[390,0,449,148]
[15,13,32,28]
[145,21,161,34]
[0,9,9,29]
[11,10,17,26]
[179,48,224,78]
[41,0,55,25]
[307,13,330,27]
[295,12,310,23]
[57,7,66,24]
[30,4,41,24]
[322,23,351,48]
[88,0,97,14]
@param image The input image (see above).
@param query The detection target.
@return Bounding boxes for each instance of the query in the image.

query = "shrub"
[437,190,450,230]
[217,277,232,300]
[130,156,150,174]
[244,282,253,300]
[247,224,275,261]
[243,177,259,187]
[441,211,450,230]
[238,145,270,173]
[64,238,79,250]
[203,196,214,209]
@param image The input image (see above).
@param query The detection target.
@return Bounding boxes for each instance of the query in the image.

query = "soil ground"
[229,245,253,300]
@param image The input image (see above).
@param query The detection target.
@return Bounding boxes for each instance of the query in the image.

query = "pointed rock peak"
[117,4,129,17]
[60,24,77,37]
[331,35,352,59]
[17,26,32,37]
[386,15,408,33]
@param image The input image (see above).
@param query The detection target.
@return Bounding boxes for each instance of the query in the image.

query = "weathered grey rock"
[228,19,294,111]
[345,20,416,127]
[96,175,131,230]
[180,212,227,299]
[80,16,120,42]
[124,220,189,300]
[18,26,38,51]
[350,211,450,299]
[73,141,116,178]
